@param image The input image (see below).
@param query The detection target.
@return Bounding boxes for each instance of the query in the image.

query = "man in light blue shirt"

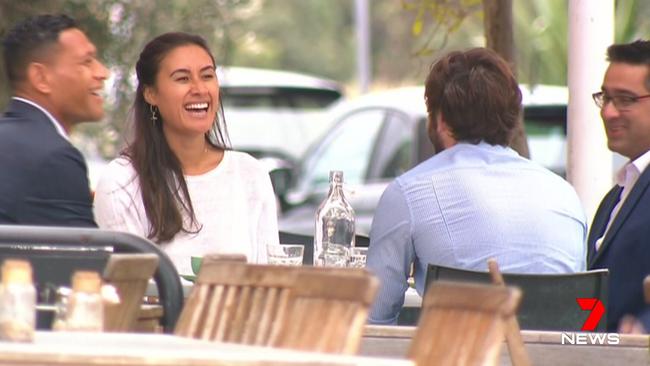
[366,48,587,325]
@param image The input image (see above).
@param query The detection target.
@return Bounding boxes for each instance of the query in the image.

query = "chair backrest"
[486,260,530,366]
[408,281,521,366]
[426,264,609,331]
[0,225,183,332]
[275,267,378,354]
[176,259,378,354]
[102,253,159,332]
[174,260,298,345]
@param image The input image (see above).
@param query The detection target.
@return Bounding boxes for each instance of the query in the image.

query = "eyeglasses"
[592,91,650,109]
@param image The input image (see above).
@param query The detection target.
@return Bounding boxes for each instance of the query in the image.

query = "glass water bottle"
[313,170,355,267]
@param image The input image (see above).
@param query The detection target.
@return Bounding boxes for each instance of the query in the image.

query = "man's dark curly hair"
[2,14,77,88]
[424,47,522,146]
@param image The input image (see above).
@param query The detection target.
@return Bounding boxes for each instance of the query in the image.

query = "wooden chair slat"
[407,281,521,366]
[103,253,159,332]
[201,286,222,340]
[175,259,378,355]
[242,286,265,344]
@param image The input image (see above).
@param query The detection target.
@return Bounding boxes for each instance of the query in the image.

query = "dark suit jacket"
[588,166,650,331]
[0,99,96,227]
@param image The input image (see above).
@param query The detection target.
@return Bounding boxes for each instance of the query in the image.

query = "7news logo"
[561,298,620,345]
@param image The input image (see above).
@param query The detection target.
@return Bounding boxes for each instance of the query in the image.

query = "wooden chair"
[174,261,298,345]
[175,259,378,354]
[426,264,609,331]
[644,275,650,304]
[487,259,530,366]
[275,267,379,354]
[408,281,521,366]
[102,253,159,332]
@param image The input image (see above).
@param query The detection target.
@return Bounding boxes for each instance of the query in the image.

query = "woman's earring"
[150,104,159,126]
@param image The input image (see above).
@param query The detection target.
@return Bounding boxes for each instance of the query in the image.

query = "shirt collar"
[12,97,69,141]
[615,149,650,187]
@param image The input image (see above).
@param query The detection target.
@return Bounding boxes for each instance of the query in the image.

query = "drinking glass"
[348,247,368,268]
[267,244,304,266]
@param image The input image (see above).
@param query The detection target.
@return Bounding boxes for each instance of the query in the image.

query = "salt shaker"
[0,259,36,342]
[65,271,104,332]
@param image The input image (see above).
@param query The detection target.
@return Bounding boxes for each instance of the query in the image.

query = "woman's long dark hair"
[126,32,230,243]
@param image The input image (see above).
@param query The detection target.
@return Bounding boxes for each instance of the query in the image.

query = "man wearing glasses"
[588,40,650,333]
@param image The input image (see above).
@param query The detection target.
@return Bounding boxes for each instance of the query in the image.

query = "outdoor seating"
[0,225,183,332]
[175,259,378,354]
[174,260,297,344]
[102,253,159,332]
[276,267,378,354]
[486,259,530,366]
[426,264,609,331]
[408,281,521,366]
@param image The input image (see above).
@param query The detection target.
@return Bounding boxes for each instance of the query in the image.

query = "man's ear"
[26,62,52,94]
[143,86,157,106]
[437,113,451,137]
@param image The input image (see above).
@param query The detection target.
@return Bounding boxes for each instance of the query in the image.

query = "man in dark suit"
[588,40,650,333]
[0,14,109,226]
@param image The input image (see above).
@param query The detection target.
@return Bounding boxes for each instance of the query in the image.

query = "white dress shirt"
[595,149,650,251]
[367,142,587,324]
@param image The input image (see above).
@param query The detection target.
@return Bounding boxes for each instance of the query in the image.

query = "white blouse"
[93,150,279,275]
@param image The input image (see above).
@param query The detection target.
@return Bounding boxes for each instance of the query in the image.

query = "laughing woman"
[94,32,278,274]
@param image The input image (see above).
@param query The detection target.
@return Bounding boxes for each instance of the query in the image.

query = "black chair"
[278,230,370,266]
[0,225,183,332]
[423,264,609,331]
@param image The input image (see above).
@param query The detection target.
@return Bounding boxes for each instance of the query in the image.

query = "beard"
[431,130,445,153]
[427,116,446,153]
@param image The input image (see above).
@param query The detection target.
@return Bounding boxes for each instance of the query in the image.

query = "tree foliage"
[401,0,482,57]
[2,0,647,159]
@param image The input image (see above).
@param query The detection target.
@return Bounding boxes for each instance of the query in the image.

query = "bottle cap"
[71,271,102,293]
[329,170,343,184]
[1,259,33,284]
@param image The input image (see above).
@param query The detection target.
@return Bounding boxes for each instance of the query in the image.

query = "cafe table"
[361,325,650,365]
[0,331,414,366]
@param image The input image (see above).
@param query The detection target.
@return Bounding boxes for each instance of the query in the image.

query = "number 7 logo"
[576,298,605,331]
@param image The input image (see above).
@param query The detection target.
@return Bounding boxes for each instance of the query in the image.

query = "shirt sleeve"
[255,169,279,264]
[93,162,148,238]
[366,180,414,325]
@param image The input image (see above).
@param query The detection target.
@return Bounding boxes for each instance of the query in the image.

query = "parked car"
[279,85,571,235]
[218,67,343,196]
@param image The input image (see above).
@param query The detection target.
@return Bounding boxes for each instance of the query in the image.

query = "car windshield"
[302,108,386,187]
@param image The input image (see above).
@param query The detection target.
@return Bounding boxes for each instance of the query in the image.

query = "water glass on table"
[267,244,304,266]
[348,247,368,268]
